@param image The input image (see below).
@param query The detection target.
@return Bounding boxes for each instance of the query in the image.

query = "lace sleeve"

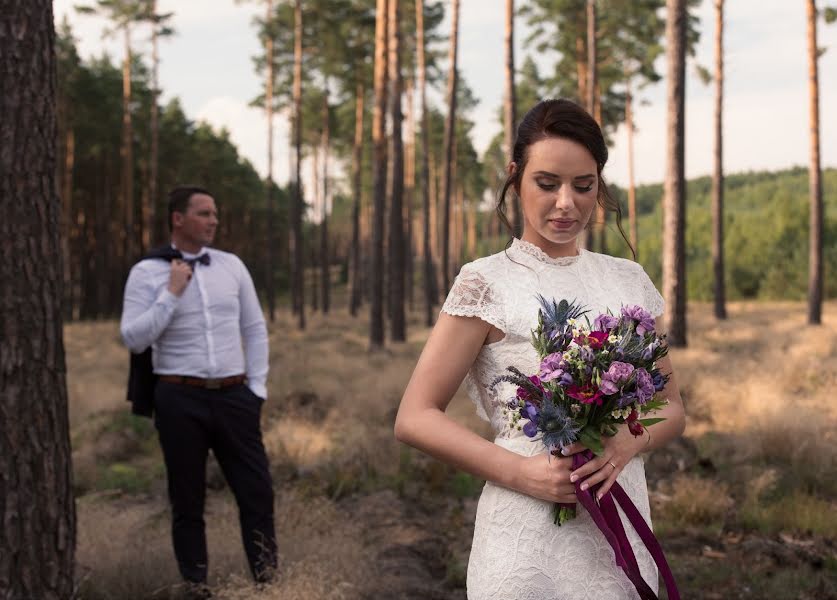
[441,265,506,332]
[638,265,665,319]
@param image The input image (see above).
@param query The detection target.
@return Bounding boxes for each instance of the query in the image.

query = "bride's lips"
[548,218,576,230]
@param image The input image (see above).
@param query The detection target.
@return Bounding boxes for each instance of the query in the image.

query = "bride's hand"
[562,426,647,501]
[514,452,577,504]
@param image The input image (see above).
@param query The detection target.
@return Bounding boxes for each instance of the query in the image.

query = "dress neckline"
[510,238,585,267]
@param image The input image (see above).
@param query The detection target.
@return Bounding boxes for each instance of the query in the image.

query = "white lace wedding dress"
[442,238,666,600]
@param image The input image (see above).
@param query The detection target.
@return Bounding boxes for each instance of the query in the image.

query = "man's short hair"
[168,185,213,231]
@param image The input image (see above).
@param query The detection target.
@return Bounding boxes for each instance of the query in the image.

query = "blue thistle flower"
[537,398,580,450]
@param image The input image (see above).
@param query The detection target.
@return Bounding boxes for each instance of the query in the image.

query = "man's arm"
[120,261,182,353]
[237,259,269,399]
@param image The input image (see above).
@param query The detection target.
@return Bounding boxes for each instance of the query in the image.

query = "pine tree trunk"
[417,0,436,327]
[149,0,160,247]
[388,0,406,342]
[504,0,520,237]
[467,191,477,260]
[576,32,587,106]
[370,0,389,348]
[350,82,364,316]
[625,73,638,253]
[0,3,76,596]
[806,0,823,325]
[122,25,135,265]
[405,76,416,312]
[291,0,305,329]
[265,0,276,321]
[663,0,687,346]
[581,0,597,252]
[586,0,597,116]
[312,146,320,312]
[440,0,459,293]
[712,0,726,320]
[320,88,330,315]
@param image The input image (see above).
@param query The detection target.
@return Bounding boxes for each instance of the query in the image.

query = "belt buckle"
[204,378,222,390]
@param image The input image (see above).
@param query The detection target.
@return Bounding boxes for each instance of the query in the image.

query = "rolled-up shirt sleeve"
[120,262,179,353]
[237,259,269,400]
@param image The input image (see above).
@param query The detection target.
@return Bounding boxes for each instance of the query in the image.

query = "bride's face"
[513,136,599,256]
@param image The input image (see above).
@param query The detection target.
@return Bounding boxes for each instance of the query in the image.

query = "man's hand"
[168,259,193,296]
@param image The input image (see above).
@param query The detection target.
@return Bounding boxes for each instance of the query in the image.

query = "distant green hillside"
[606,167,837,301]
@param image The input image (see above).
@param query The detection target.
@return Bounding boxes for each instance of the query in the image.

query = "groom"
[120,185,277,593]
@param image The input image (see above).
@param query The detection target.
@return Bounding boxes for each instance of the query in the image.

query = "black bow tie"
[185,253,211,267]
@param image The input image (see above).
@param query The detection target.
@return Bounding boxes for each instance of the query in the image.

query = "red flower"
[566,384,604,406]
[626,409,645,436]
[587,331,609,349]
[573,330,609,350]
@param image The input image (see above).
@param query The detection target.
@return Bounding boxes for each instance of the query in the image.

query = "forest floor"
[67,296,837,600]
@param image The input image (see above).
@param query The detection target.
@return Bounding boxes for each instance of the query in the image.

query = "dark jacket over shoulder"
[126,246,182,417]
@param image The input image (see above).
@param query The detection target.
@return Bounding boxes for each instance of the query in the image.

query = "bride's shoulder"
[456,249,514,282]
[583,250,646,277]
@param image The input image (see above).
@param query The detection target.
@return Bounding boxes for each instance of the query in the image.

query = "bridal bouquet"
[493,296,670,525]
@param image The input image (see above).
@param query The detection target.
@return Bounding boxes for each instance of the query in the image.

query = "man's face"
[173,193,218,247]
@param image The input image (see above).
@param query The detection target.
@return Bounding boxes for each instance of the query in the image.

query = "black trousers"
[154,381,277,583]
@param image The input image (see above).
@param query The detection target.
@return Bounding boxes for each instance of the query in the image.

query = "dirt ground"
[67,299,837,599]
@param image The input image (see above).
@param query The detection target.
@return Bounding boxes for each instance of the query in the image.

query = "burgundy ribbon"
[572,451,680,600]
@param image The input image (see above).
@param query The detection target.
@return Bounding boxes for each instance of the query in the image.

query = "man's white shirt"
[120,247,269,399]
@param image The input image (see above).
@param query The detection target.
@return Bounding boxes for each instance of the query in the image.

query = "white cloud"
[196,96,291,184]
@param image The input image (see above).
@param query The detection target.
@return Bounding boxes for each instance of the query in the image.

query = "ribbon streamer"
[572,451,680,600]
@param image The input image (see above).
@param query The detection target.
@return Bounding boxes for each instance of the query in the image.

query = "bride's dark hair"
[497,98,634,259]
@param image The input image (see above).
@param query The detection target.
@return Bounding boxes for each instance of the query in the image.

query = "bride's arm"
[394,313,577,504]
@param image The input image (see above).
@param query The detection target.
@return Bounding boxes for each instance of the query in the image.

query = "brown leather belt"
[158,374,246,390]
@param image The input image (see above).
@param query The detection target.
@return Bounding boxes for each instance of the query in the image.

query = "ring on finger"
[608,460,617,470]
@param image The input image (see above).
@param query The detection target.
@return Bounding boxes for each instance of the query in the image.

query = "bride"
[394,98,686,599]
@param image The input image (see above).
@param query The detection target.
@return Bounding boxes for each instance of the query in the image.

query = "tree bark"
[0,3,76,597]
[663,0,687,346]
[349,82,364,316]
[504,0,520,237]
[806,0,823,325]
[320,87,330,315]
[122,24,135,265]
[405,76,416,312]
[291,0,305,328]
[416,0,436,327]
[370,0,389,348]
[712,0,726,319]
[265,0,276,321]
[147,0,160,251]
[625,73,638,254]
[586,0,597,116]
[440,0,459,293]
[388,0,405,341]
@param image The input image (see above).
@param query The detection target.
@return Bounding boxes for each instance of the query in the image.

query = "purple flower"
[621,304,656,336]
[516,375,545,402]
[594,313,620,332]
[579,346,595,363]
[539,352,565,382]
[600,361,635,395]
[652,372,666,392]
[635,368,654,403]
[559,372,574,386]
[642,339,661,361]
[617,390,638,408]
[522,420,539,437]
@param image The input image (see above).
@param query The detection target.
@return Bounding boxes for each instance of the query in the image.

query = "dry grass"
[66,299,837,599]
[652,474,734,535]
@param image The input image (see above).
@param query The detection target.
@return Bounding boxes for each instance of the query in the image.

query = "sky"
[53,0,837,190]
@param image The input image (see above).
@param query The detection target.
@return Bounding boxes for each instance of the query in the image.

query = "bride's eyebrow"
[532,170,596,181]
